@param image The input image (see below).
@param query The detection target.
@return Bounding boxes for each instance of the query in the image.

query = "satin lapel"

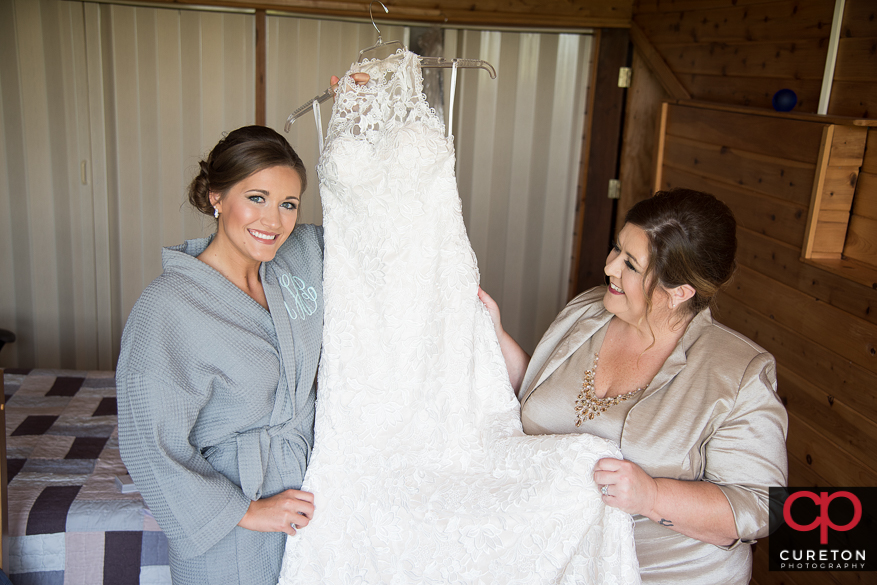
[621,308,714,434]
[520,309,612,408]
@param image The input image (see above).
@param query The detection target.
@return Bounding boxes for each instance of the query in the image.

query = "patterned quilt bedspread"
[4,369,170,584]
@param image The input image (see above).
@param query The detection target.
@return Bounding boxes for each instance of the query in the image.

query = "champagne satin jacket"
[519,287,789,582]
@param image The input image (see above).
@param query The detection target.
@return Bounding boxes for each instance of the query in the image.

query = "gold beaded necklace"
[573,353,647,427]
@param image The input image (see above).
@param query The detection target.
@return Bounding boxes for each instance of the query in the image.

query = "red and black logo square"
[769,487,876,571]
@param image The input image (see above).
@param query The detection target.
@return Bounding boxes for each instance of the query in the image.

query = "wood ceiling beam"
[139,0,633,29]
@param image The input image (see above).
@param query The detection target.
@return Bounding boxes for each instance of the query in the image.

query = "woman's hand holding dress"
[239,489,315,536]
[594,457,739,547]
[330,73,370,96]
[477,287,531,394]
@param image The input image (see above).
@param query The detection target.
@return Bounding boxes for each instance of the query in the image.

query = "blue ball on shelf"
[772,89,797,112]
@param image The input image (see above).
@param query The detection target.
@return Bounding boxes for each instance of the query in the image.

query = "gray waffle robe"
[116,225,324,585]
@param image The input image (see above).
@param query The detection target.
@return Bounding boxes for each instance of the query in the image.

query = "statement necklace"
[574,353,647,427]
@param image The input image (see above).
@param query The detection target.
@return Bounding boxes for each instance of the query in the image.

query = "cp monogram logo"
[783,491,862,545]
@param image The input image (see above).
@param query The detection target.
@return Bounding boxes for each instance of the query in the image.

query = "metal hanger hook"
[368,1,389,40]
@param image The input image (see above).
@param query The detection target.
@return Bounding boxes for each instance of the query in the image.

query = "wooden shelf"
[669,98,877,127]
[801,255,877,291]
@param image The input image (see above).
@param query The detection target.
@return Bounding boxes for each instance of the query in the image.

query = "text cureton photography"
[769,487,876,572]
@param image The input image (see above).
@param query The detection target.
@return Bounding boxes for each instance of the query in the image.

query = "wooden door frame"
[568,27,631,299]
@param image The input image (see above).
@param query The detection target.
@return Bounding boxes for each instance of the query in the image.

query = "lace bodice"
[277,50,640,585]
[326,50,445,146]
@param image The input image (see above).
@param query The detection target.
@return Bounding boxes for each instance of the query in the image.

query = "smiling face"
[603,223,653,326]
[210,165,302,267]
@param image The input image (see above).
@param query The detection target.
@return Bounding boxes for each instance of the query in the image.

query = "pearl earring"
[214,207,219,218]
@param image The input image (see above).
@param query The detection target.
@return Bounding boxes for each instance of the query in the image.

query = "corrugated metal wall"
[0,0,592,368]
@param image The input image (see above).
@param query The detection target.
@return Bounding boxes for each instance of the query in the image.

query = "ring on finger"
[601,485,609,496]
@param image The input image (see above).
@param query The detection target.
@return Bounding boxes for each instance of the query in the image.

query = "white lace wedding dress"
[277,51,640,585]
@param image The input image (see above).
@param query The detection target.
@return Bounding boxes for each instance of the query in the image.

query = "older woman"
[481,188,788,583]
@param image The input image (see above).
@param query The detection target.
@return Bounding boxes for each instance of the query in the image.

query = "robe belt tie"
[233,406,313,501]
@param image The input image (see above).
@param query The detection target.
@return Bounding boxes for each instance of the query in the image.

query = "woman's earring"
[214,207,219,219]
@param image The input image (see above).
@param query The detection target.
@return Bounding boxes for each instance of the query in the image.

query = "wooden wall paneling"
[828,81,877,118]
[843,129,877,267]
[834,37,877,83]
[662,167,807,246]
[733,227,877,327]
[829,124,869,166]
[840,0,877,39]
[628,22,689,99]
[653,102,668,193]
[569,30,601,301]
[786,410,877,487]
[660,134,816,207]
[777,363,877,475]
[714,293,877,424]
[676,73,823,112]
[634,0,835,45]
[723,265,877,374]
[635,0,795,13]
[863,129,877,174]
[788,452,832,488]
[255,9,266,126]
[656,39,828,80]
[821,126,865,222]
[664,104,825,164]
[851,173,877,219]
[831,0,877,120]
[570,28,631,297]
[143,0,634,28]
[821,166,859,210]
[616,49,669,232]
[844,215,877,265]
[811,220,849,256]
[802,125,867,258]
[802,125,835,258]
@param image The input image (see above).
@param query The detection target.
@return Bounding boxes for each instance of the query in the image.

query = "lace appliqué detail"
[325,50,444,147]
[278,50,641,585]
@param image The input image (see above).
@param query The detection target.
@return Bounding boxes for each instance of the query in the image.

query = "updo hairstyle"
[188,125,307,217]
[624,188,737,315]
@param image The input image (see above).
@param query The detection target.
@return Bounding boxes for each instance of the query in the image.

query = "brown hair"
[188,125,307,217]
[624,188,737,316]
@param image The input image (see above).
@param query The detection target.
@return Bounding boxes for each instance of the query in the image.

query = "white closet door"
[0,1,256,369]
[0,0,96,369]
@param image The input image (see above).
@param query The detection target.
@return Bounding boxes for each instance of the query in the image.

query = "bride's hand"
[330,73,370,99]
[238,489,315,536]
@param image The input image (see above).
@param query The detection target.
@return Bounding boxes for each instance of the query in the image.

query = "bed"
[3,368,170,584]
